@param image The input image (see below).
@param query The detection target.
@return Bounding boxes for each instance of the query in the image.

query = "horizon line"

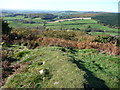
[1,9,118,13]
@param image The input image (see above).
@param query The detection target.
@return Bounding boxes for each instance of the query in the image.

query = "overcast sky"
[0,0,119,12]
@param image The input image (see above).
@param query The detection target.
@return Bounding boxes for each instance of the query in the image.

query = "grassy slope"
[2,45,86,88]
[77,49,119,88]
[2,45,119,88]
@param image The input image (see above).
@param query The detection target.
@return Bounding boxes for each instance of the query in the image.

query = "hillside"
[92,13,119,28]
[2,45,119,88]
[1,11,120,89]
[1,28,120,89]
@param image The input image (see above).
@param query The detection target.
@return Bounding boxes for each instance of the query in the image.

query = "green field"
[47,19,97,25]
[88,32,119,36]
[3,14,118,36]
[46,23,118,31]
[3,16,25,20]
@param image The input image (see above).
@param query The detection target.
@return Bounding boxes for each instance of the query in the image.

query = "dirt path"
[47,17,91,23]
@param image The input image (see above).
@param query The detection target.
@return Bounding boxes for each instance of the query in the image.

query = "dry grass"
[36,37,120,55]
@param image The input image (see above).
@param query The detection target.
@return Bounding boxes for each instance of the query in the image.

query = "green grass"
[3,16,25,20]
[88,32,119,36]
[8,22,25,28]
[46,23,118,32]
[23,18,47,23]
[2,45,119,88]
[4,16,45,22]
[46,24,85,30]
[32,18,47,22]
[46,19,97,26]
[22,23,43,27]
[88,24,118,31]
[8,21,43,28]
[4,16,46,28]
[2,46,86,88]
[76,49,119,88]
[45,19,118,32]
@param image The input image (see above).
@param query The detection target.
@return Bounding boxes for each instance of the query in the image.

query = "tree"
[2,20,12,35]
[41,14,57,20]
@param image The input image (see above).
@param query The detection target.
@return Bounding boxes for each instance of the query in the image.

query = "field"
[1,11,120,89]
[3,13,119,36]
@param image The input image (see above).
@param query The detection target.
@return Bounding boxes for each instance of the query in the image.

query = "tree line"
[92,13,119,28]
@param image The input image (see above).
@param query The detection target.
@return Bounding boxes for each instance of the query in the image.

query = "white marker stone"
[53,82,59,85]
[39,69,44,74]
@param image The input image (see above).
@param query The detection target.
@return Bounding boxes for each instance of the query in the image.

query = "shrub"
[17,50,30,58]
[2,50,8,61]
[2,20,12,35]
[93,35,116,43]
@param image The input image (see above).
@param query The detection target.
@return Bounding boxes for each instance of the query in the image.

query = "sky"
[0,0,119,12]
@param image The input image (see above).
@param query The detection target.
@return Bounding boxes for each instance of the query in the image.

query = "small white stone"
[53,82,59,85]
[43,61,45,65]
[39,69,44,74]
[43,77,45,80]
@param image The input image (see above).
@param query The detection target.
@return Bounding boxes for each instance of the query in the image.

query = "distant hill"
[2,9,109,15]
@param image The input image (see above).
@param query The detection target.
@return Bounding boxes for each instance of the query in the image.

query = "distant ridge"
[2,9,116,15]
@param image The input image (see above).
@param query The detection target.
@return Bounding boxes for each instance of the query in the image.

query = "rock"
[38,61,45,65]
[38,62,43,65]
[43,77,45,81]
[43,61,45,65]
[39,69,44,74]
[39,69,48,75]
[53,82,59,85]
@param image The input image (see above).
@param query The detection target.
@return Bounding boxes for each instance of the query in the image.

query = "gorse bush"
[2,20,12,35]
[11,29,118,44]
[93,35,117,43]
[92,35,120,47]
[11,29,96,42]
[3,29,120,55]
[17,50,30,58]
